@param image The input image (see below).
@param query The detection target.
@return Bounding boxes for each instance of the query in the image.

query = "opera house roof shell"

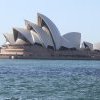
[63,32,81,49]
[81,41,93,50]
[4,13,82,50]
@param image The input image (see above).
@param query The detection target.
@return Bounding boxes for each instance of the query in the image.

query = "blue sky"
[0,0,100,45]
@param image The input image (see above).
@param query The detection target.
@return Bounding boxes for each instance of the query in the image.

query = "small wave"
[4,97,19,100]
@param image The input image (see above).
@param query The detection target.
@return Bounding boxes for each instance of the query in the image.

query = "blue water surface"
[0,59,100,100]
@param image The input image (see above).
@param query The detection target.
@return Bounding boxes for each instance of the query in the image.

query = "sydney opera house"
[0,13,100,59]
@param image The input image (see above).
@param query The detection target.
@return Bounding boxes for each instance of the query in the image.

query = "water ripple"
[0,60,100,99]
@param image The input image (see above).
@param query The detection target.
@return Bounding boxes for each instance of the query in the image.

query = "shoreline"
[1,54,100,60]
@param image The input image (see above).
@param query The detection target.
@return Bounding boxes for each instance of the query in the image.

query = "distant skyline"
[0,0,100,45]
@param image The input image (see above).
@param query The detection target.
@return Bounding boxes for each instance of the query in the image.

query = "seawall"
[0,49,100,60]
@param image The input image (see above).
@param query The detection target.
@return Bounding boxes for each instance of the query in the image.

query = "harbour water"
[0,59,100,100]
